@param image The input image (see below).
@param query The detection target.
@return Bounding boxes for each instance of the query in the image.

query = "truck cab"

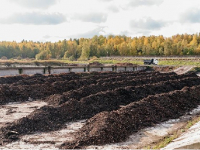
[152,59,158,65]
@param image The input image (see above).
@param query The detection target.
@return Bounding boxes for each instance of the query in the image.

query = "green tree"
[36,50,51,60]
[79,40,91,60]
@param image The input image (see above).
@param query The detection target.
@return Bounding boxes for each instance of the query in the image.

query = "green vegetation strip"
[1,58,200,66]
[159,60,200,66]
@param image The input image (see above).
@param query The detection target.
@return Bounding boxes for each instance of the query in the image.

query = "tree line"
[1,33,200,60]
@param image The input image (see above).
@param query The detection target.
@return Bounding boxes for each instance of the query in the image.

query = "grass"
[93,59,200,66]
[1,57,200,66]
[0,58,144,66]
[62,57,144,65]
[158,60,200,66]
[152,133,179,149]
[146,115,200,149]
[188,67,200,73]
[89,59,143,65]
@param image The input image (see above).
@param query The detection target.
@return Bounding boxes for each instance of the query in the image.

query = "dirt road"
[173,66,194,75]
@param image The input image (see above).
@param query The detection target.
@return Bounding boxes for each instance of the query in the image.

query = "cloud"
[128,0,164,7]
[43,35,51,39]
[107,5,120,13]
[135,30,151,36]
[180,8,200,23]
[73,13,107,23]
[120,30,131,36]
[70,26,106,38]
[9,0,57,9]
[0,12,66,25]
[130,18,165,30]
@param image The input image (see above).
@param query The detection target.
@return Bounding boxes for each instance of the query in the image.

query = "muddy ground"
[0,70,200,149]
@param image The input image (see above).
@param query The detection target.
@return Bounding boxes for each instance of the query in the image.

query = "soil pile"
[60,85,200,149]
[47,71,179,105]
[0,71,166,105]
[0,71,199,149]
[0,73,199,145]
[0,75,28,85]
[0,106,62,143]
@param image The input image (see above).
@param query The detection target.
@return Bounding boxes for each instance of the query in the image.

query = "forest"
[0,33,200,60]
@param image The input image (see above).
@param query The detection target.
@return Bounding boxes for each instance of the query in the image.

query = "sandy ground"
[1,120,86,149]
[0,101,47,128]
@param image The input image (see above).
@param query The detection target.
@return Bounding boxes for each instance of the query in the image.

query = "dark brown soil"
[0,70,199,149]
[0,71,154,104]
[47,72,186,105]
[0,74,28,85]
[60,85,200,149]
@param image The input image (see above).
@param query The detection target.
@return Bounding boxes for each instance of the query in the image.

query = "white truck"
[143,58,158,65]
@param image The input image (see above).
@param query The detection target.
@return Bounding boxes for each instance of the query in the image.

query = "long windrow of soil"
[47,72,197,105]
[0,73,199,145]
[0,71,177,105]
[1,71,146,86]
[0,75,28,85]
[0,71,147,104]
[60,85,200,149]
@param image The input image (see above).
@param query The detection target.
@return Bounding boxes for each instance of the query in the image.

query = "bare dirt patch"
[0,120,86,149]
[0,101,47,128]
[152,66,176,73]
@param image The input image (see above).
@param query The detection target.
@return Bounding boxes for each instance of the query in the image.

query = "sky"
[0,0,200,42]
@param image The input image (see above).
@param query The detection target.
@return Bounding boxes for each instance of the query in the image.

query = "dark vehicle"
[144,59,158,65]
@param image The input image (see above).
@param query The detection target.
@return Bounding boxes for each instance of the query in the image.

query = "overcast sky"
[0,0,200,42]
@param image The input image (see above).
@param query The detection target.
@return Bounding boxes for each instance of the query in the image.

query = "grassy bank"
[1,57,200,66]
[0,58,144,66]
[158,60,200,66]
[90,59,200,66]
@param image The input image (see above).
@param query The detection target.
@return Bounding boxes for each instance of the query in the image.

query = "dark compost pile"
[0,71,199,149]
